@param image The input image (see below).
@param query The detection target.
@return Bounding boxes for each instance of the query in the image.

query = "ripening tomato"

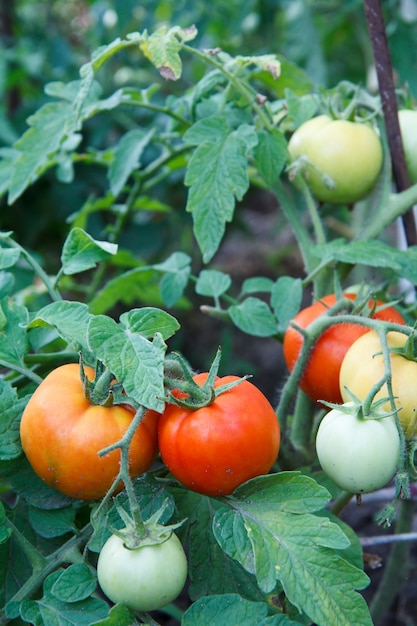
[340,330,417,439]
[288,115,383,204]
[20,364,159,500]
[158,373,280,496]
[283,293,405,404]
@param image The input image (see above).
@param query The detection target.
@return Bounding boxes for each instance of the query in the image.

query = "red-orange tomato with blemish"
[20,364,159,500]
[157,373,280,496]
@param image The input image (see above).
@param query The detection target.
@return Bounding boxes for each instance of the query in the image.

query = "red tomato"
[20,364,159,500]
[158,373,280,496]
[282,293,405,404]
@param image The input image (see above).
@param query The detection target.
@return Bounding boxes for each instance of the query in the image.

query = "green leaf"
[213,473,372,626]
[0,149,19,197]
[271,276,303,330]
[92,603,136,625]
[183,593,299,626]
[138,25,197,80]
[229,297,278,337]
[28,301,92,355]
[241,277,275,295]
[109,128,154,196]
[174,491,264,602]
[19,569,108,625]
[61,228,117,275]
[0,272,15,299]
[51,564,97,603]
[196,270,232,298]
[154,252,191,307]
[89,267,163,314]
[29,506,77,539]
[119,307,180,341]
[2,456,73,510]
[185,119,258,262]
[0,379,28,460]
[0,298,29,368]
[314,239,417,285]
[254,129,288,187]
[87,315,166,411]
[8,101,73,203]
[285,89,319,128]
[233,54,281,79]
[395,246,417,284]
[0,247,20,269]
[327,240,403,270]
[0,501,12,544]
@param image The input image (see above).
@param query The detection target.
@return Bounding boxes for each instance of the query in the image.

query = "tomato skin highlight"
[288,115,383,204]
[340,330,417,439]
[283,293,405,404]
[158,373,280,496]
[316,403,400,494]
[97,532,188,612]
[20,364,159,500]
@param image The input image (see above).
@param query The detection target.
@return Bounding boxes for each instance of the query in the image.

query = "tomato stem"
[94,405,149,539]
[330,490,354,517]
[0,232,63,303]
[3,523,92,620]
[370,499,415,622]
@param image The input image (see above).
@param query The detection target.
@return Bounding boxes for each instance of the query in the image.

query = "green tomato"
[97,532,188,612]
[288,115,383,204]
[315,402,400,494]
[398,109,417,185]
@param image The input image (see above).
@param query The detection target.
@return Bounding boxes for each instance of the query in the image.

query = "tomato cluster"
[20,364,280,500]
[20,362,281,611]
[283,293,412,494]
[283,293,405,404]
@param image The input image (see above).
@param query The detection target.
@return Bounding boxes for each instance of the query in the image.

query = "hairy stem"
[369,498,415,623]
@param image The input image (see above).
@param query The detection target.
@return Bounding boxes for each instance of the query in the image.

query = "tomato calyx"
[80,357,136,409]
[386,329,417,364]
[322,382,399,423]
[108,500,185,551]
[163,347,249,410]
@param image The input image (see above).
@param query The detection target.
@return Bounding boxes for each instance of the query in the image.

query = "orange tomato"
[20,364,159,500]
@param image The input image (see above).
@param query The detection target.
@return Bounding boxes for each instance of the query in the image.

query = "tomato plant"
[158,373,280,496]
[283,293,405,404]
[97,531,188,612]
[2,9,417,626]
[340,330,417,440]
[316,402,400,493]
[20,364,159,500]
[398,109,417,185]
[288,115,383,204]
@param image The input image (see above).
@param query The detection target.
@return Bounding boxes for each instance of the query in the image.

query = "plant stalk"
[369,498,415,623]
